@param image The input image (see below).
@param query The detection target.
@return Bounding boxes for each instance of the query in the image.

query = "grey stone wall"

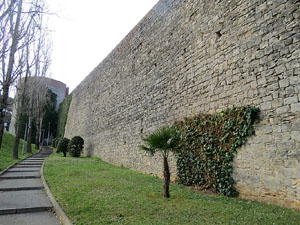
[65,0,300,209]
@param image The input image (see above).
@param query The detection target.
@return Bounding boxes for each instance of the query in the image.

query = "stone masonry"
[65,0,300,209]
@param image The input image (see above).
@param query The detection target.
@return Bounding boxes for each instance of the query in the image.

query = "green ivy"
[174,106,260,197]
[57,93,72,138]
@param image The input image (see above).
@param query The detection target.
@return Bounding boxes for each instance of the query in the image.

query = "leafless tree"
[32,77,50,150]
[0,0,50,150]
[11,2,52,158]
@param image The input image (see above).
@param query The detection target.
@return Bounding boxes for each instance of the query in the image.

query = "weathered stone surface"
[65,0,300,209]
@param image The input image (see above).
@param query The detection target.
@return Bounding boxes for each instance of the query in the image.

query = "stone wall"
[65,0,300,209]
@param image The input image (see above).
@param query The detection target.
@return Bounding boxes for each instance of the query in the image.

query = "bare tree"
[32,77,50,150]
[12,31,37,158]
[0,0,23,149]
[0,0,50,151]
[14,10,51,158]
[0,0,17,22]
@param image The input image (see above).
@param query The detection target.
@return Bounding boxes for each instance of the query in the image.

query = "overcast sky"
[48,0,159,92]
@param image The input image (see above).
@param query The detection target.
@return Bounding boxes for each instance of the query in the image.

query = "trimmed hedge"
[68,136,84,157]
[57,137,70,157]
[174,106,260,197]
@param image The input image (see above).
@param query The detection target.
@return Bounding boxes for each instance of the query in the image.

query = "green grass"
[0,131,37,171]
[44,154,300,225]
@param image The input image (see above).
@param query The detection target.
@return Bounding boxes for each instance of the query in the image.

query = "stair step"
[5,170,40,173]
[13,165,41,168]
[0,206,53,215]
[0,186,43,192]
[0,176,41,179]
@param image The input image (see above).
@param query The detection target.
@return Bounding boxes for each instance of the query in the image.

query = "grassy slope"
[0,131,37,171]
[44,154,300,225]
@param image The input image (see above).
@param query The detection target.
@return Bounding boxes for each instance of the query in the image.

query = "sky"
[48,0,159,92]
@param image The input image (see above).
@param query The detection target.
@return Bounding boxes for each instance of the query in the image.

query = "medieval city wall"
[65,0,300,208]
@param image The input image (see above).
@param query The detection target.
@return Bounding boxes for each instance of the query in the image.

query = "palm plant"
[140,126,179,198]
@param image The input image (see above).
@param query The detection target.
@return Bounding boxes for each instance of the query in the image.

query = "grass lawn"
[0,131,37,171]
[44,153,300,225]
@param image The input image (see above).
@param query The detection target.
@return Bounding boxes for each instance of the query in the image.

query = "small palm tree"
[140,126,179,198]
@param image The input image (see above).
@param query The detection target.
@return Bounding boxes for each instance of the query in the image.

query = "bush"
[68,136,84,157]
[57,138,70,157]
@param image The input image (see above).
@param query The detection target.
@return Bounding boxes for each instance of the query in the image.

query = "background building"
[9,77,68,135]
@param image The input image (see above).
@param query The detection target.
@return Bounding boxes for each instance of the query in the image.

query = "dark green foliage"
[68,136,84,157]
[174,106,260,197]
[141,126,180,198]
[57,137,70,157]
[17,89,58,144]
[52,137,61,149]
[42,90,58,138]
[141,126,180,156]
[57,94,72,139]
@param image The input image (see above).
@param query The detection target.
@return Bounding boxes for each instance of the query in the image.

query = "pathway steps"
[0,148,61,225]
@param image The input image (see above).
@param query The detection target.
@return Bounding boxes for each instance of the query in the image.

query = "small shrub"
[57,138,70,157]
[68,136,84,157]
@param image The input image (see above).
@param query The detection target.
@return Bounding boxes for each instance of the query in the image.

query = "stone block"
[261,102,272,110]
[284,160,299,168]
[272,98,283,108]
[279,79,289,88]
[284,96,298,105]
[291,131,300,141]
[291,103,300,113]
[275,105,290,114]
[272,125,282,132]
[263,125,273,134]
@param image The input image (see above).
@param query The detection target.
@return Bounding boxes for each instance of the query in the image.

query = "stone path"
[0,148,61,225]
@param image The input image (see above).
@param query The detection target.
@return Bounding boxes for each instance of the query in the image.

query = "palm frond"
[141,126,180,154]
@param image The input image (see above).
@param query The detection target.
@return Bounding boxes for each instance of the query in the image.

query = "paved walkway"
[0,148,61,225]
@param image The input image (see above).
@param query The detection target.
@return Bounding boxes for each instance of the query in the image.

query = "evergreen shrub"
[57,137,70,157]
[68,136,84,157]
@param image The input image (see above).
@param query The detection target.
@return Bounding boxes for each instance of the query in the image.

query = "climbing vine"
[174,106,260,197]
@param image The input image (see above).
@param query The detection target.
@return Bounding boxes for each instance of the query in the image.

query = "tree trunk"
[35,117,40,150]
[0,0,23,149]
[63,151,66,157]
[13,92,26,159]
[0,84,9,149]
[163,156,170,198]
[12,114,23,159]
[26,116,32,153]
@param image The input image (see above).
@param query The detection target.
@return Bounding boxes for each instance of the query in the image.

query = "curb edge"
[41,158,73,225]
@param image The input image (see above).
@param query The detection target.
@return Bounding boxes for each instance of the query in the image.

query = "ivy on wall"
[57,93,72,138]
[174,106,260,197]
